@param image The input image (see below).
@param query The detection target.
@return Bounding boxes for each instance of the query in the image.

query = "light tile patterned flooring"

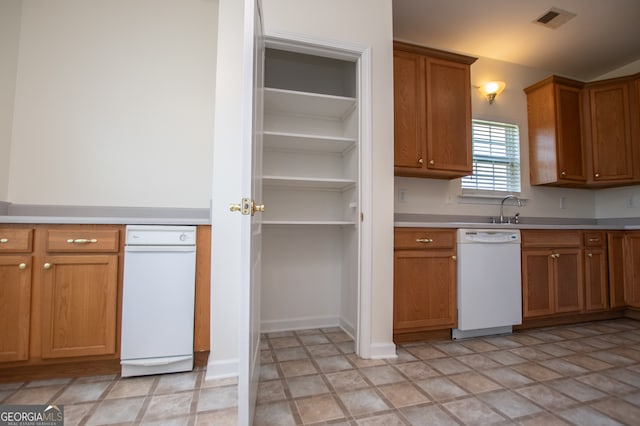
[2,319,640,425]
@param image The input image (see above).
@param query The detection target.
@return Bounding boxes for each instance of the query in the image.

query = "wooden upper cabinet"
[394,49,425,170]
[393,41,476,179]
[526,72,640,188]
[525,76,586,186]
[585,78,637,185]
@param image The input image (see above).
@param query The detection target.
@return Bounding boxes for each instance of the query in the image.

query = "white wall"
[262,0,396,352]
[8,0,218,208]
[0,1,22,201]
[395,56,601,221]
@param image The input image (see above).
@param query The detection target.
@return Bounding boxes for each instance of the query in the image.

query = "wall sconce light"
[478,81,506,104]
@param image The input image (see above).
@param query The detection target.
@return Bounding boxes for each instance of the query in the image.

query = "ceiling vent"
[534,7,576,29]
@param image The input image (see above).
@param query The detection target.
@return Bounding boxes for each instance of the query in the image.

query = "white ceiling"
[393,0,640,81]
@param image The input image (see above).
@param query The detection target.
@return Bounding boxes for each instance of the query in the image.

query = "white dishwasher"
[452,229,522,340]
[121,225,196,377]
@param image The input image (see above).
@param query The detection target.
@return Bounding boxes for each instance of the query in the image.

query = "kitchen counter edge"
[0,216,210,225]
[394,222,637,230]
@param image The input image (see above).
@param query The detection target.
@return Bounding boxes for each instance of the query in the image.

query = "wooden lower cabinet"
[584,232,609,311]
[607,231,627,308]
[394,228,456,337]
[40,254,118,359]
[626,231,640,307]
[0,224,124,381]
[521,231,583,319]
[0,255,32,362]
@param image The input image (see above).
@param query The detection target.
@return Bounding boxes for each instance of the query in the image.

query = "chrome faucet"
[499,195,522,224]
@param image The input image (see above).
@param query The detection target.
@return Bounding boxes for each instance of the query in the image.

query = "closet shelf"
[264,88,356,119]
[263,175,356,190]
[264,131,356,153]
[262,220,357,226]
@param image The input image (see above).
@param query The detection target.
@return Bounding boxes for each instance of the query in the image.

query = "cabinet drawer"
[46,229,120,253]
[395,228,455,250]
[584,231,606,248]
[0,228,34,253]
[521,230,581,248]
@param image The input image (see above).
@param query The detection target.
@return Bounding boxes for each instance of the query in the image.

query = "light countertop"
[0,204,211,225]
[0,215,210,225]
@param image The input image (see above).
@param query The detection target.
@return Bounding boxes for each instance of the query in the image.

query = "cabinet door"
[425,57,472,175]
[608,232,627,308]
[393,249,456,331]
[393,50,425,171]
[522,249,554,318]
[0,256,31,362]
[588,82,634,182]
[555,84,586,182]
[40,255,118,359]
[584,247,608,311]
[554,248,583,313]
[626,232,640,308]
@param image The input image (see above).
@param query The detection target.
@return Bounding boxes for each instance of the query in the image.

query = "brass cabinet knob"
[561,171,566,176]
[418,158,424,165]
[588,253,593,257]
[452,255,457,261]
[429,160,435,165]
[595,173,600,178]
[19,263,27,270]
[43,262,51,270]
[0,238,8,243]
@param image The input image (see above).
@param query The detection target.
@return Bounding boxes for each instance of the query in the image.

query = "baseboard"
[0,359,121,383]
[339,317,356,339]
[261,315,340,333]
[205,357,238,381]
[369,342,397,359]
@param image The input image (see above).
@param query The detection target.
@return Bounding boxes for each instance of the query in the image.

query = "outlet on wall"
[398,188,408,203]
[559,197,567,209]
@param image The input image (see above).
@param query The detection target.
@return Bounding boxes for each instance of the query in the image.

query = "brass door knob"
[43,262,52,270]
[19,263,27,270]
[252,202,265,214]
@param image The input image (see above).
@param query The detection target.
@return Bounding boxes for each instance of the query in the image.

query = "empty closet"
[261,46,360,339]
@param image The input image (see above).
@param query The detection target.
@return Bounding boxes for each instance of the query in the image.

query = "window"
[462,119,521,192]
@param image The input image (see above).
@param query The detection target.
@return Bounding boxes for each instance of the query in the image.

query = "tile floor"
[2,319,640,425]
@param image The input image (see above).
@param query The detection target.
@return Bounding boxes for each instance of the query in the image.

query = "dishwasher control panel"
[125,225,196,246]
[457,229,520,244]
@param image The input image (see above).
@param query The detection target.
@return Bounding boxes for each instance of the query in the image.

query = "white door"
[210,0,263,425]
[240,0,264,424]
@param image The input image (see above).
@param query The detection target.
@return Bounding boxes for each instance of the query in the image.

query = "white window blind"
[462,120,521,192]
